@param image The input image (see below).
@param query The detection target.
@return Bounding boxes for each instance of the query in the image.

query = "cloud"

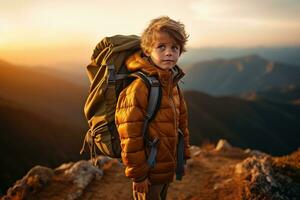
[185,0,300,47]
[189,0,300,23]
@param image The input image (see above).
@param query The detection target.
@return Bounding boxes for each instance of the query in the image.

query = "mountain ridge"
[184,90,300,155]
[0,58,88,126]
[182,55,300,95]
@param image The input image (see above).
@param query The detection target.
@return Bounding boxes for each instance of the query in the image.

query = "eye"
[157,44,166,50]
[172,45,179,51]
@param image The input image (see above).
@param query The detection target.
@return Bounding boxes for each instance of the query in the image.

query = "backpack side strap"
[130,71,162,168]
[176,129,185,180]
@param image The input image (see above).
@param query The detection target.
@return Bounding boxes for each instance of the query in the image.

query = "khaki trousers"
[133,183,169,200]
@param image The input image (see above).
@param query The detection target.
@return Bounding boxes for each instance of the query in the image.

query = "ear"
[144,51,150,57]
[143,47,152,57]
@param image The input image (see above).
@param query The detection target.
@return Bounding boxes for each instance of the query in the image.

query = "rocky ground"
[2,139,300,200]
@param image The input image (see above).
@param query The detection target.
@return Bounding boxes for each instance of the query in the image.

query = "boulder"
[235,155,299,199]
[215,139,232,151]
[3,166,54,200]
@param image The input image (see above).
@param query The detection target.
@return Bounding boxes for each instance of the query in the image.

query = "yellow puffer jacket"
[115,51,190,184]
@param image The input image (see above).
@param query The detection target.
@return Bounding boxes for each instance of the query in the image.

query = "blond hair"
[141,16,189,55]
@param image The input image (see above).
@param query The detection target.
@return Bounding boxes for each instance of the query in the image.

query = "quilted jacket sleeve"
[178,88,191,159]
[115,78,150,182]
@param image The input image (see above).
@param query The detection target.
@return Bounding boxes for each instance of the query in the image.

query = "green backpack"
[81,35,162,166]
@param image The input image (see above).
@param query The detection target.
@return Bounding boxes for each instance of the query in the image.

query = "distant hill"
[182,55,300,95]
[0,58,88,127]
[180,46,300,67]
[36,66,89,88]
[0,59,89,192]
[184,90,300,155]
[0,97,86,192]
[238,85,300,105]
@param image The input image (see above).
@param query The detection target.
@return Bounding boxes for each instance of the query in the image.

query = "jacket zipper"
[168,76,179,173]
[168,76,178,146]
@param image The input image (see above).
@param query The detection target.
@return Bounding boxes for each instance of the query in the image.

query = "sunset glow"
[1,0,300,66]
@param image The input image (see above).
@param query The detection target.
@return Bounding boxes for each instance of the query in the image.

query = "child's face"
[146,32,180,70]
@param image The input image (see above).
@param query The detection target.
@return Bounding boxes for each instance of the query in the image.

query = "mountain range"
[179,46,300,67]
[15,46,300,88]
[184,90,300,156]
[0,59,89,192]
[0,59,88,126]
[182,55,300,95]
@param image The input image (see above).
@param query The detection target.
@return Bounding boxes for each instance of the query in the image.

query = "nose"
[165,47,173,57]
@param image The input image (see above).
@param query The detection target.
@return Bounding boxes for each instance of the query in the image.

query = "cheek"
[151,52,161,61]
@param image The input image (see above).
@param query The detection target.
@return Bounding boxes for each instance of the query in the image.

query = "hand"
[133,178,151,193]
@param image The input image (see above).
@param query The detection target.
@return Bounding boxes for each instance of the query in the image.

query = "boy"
[115,16,190,200]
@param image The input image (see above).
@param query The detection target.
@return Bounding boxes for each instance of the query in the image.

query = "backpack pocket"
[94,123,121,158]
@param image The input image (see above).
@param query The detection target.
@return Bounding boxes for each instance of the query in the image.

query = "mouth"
[162,60,174,62]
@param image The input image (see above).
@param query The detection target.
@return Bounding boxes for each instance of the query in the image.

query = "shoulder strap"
[132,71,162,120]
[130,71,162,168]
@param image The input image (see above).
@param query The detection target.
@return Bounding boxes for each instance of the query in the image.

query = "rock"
[235,155,274,182]
[62,160,103,200]
[4,166,54,200]
[190,146,201,151]
[188,145,203,157]
[244,149,269,157]
[3,160,104,200]
[215,139,232,151]
[3,147,299,200]
[235,154,299,199]
[94,155,115,168]
[193,150,202,157]
[54,162,74,173]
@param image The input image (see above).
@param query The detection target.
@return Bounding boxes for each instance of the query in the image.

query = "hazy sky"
[1,0,300,66]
